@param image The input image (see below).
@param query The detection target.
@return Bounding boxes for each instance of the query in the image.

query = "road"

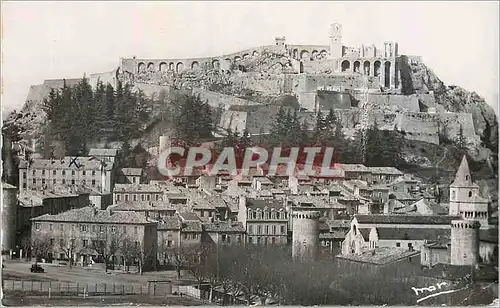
[2,259,192,285]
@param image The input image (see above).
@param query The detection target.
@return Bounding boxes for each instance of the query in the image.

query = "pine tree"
[240,128,253,149]
[313,110,328,145]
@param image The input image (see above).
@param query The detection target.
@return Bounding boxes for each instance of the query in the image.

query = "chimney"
[107,207,113,216]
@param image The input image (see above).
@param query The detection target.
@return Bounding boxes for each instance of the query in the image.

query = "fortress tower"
[450,219,480,266]
[329,22,343,59]
[1,183,18,253]
[292,210,321,261]
[449,156,490,228]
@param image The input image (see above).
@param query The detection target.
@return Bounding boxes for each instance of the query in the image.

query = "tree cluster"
[42,78,151,157]
[183,245,424,306]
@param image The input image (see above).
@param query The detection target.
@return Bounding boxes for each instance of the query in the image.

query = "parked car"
[30,264,45,273]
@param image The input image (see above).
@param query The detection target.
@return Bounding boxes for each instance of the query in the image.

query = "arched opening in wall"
[147,62,155,72]
[469,191,472,197]
[234,56,241,62]
[169,62,175,71]
[300,62,304,73]
[320,50,328,58]
[212,60,220,70]
[384,61,391,88]
[300,50,310,60]
[191,61,200,70]
[243,54,250,60]
[374,61,381,77]
[351,241,356,254]
[312,50,318,59]
[159,62,167,72]
[341,60,350,72]
[293,49,299,59]
[363,61,371,75]
[137,62,146,73]
[353,61,361,73]
[452,190,456,200]
[176,62,184,73]
[252,50,259,57]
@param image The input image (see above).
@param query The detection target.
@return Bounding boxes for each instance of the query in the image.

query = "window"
[248,225,253,234]
[141,195,145,201]
[60,224,63,231]
[252,212,256,219]
[134,226,138,234]
[23,183,27,189]
[83,171,86,176]
[35,223,41,231]
[42,170,46,176]
[125,195,129,202]
[52,170,56,176]
[257,225,262,235]
[59,238,64,246]
[257,237,261,244]
[49,224,53,231]
[222,234,227,242]
[91,180,96,186]
[184,233,189,240]
[146,195,151,201]
[72,224,76,231]
[280,226,285,234]
[452,190,456,200]
[272,225,277,235]
[200,210,205,217]
[237,235,242,243]
[62,179,66,185]
[116,195,121,201]
[99,225,105,232]
[264,225,269,235]
[276,212,280,219]
[33,179,36,185]
[209,211,213,217]
[271,237,276,244]
[23,171,27,178]
[249,237,253,244]
[83,240,88,247]
[81,225,88,232]
[111,226,116,233]
[62,170,66,176]
[53,179,57,185]
[133,194,137,201]
[134,241,139,249]
[71,179,75,185]
[33,170,36,175]
[396,243,401,247]
[469,191,472,197]
[92,171,96,176]
[92,225,96,232]
[123,226,126,233]
[167,240,172,247]
[156,195,160,201]
[50,238,55,246]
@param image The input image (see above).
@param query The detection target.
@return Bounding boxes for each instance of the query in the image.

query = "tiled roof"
[19,190,80,207]
[368,167,404,175]
[31,207,153,224]
[355,214,461,225]
[120,168,143,176]
[246,198,285,209]
[112,201,178,211]
[327,219,350,229]
[336,248,421,265]
[389,191,418,200]
[358,228,371,240]
[319,230,348,239]
[337,164,370,172]
[344,180,372,191]
[376,227,450,241]
[19,157,114,171]
[113,184,163,193]
[203,221,246,233]
[158,217,181,230]
[254,177,274,184]
[181,221,203,232]
[178,212,200,221]
[88,148,118,157]
[422,263,498,282]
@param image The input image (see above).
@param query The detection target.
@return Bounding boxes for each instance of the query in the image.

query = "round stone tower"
[1,183,18,253]
[450,219,480,266]
[292,210,321,261]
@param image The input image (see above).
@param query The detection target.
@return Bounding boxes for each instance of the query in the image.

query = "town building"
[88,148,118,164]
[237,197,288,245]
[18,156,114,193]
[112,201,180,220]
[113,184,164,203]
[118,168,143,184]
[202,221,246,246]
[2,183,18,253]
[30,206,157,270]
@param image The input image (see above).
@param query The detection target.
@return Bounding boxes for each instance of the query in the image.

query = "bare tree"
[120,237,137,272]
[90,231,123,273]
[31,233,52,263]
[59,235,78,268]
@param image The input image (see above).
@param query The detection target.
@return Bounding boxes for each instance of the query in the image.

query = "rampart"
[43,78,82,89]
[192,88,261,110]
[230,73,286,95]
[350,93,421,112]
[134,83,175,98]
[89,70,118,89]
[219,111,248,133]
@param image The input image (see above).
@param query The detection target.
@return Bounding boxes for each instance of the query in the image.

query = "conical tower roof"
[451,155,473,187]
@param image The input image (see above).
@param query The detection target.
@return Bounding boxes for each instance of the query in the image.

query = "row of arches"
[247,208,287,220]
[340,60,392,87]
[137,59,222,74]
[291,49,329,60]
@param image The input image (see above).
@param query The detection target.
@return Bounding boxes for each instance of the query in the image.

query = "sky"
[1,1,499,116]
